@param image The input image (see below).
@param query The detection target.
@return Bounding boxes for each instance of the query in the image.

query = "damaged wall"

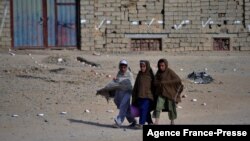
[81,0,166,51]
[0,0,249,51]
[164,0,249,51]
[80,0,250,52]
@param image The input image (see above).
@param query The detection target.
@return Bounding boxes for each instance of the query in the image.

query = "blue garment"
[113,70,135,125]
[114,91,135,125]
[137,98,153,125]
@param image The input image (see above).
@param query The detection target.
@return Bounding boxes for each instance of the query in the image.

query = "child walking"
[132,60,155,129]
[154,58,183,125]
[113,60,137,128]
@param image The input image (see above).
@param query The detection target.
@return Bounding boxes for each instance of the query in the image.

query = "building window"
[213,38,230,51]
[218,13,226,18]
[131,39,162,51]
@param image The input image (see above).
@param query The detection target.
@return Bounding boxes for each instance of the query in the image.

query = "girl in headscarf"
[154,58,183,125]
[132,60,155,129]
[113,60,137,128]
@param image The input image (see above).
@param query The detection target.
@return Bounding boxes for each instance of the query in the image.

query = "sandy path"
[0,50,250,141]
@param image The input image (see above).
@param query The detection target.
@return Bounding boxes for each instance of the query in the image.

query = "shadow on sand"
[67,119,136,130]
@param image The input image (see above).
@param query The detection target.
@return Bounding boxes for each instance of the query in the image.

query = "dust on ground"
[0,49,250,141]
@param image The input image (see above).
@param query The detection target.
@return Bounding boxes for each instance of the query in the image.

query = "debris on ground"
[85,109,90,113]
[191,99,197,102]
[9,52,15,56]
[44,56,71,66]
[76,57,101,67]
[106,74,112,78]
[60,112,67,115]
[187,71,213,84]
[177,105,183,109]
[202,103,207,106]
[93,52,101,56]
[49,68,65,73]
[182,94,187,98]
[12,114,19,117]
[106,110,114,113]
[37,113,44,117]
[58,58,64,63]
[8,49,15,56]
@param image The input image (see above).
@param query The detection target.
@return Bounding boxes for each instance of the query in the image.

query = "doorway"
[11,0,80,49]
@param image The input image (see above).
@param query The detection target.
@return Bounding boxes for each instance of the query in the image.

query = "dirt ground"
[0,49,250,141]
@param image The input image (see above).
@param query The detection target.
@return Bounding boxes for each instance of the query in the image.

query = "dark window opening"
[131,39,162,51]
[218,13,226,18]
[161,9,164,14]
[224,20,227,25]
[213,38,230,51]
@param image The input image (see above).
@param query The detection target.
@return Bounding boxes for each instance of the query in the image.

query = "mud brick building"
[0,0,250,51]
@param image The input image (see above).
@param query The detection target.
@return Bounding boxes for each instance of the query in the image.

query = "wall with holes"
[80,0,166,51]
[0,0,250,51]
[163,0,249,51]
[0,0,11,49]
[80,0,250,51]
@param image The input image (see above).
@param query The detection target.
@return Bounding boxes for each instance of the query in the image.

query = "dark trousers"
[138,98,153,125]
